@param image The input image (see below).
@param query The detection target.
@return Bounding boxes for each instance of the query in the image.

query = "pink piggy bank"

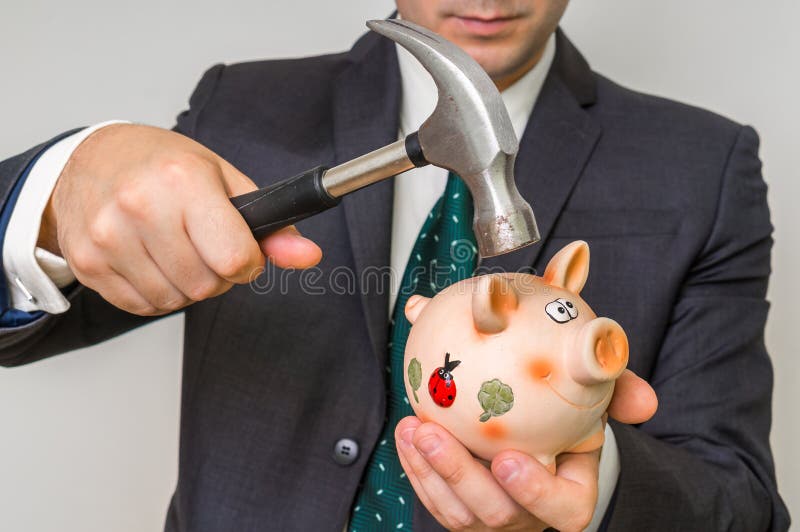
[402,240,628,471]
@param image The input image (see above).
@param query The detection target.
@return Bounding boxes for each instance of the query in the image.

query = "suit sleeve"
[0,64,226,367]
[0,130,83,327]
[607,126,790,531]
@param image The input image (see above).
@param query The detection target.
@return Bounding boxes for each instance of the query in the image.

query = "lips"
[451,15,520,37]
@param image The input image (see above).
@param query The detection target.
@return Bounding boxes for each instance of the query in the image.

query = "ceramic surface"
[403,241,628,467]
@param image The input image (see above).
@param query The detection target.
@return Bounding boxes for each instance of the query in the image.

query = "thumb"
[260,225,323,269]
[607,369,658,424]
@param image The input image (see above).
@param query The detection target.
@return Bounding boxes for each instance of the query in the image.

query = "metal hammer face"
[368,19,540,257]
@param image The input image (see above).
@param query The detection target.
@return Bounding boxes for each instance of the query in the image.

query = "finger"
[138,215,232,302]
[217,156,259,197]
[607,369,658,424]
[107,246,190,312]
[395,418,446,525]
[74,268,158,316]
[184,179,265,284]
[259,225,323,269]
[112,156,263,286]
[85,214,190,312]
[410,422,526,529]
[395,420,477,530]
[63,226,159,315]
[492,450,598,532]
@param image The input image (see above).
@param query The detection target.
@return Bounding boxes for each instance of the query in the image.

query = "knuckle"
[115,179,152,218]
[154,294,187,312]
[517,478,545,509]
[187,279,225,301]
[107,293,156,316]
[158,158,191,187]
[186,284,211,302]
[482,507,517,529]
[129,302,159,316]
[68,245,105,276]
[564,506,594,532]
[159,153,215,186]
[412,458,438,482]
[440,462,467,487]
[87,211,117,248]
[446,510,476,531]
[215,248,258,280]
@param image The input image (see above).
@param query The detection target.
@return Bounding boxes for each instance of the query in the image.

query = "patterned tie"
[349,173,478,531]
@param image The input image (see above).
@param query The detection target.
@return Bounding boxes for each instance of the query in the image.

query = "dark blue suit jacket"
[0,28,790,531]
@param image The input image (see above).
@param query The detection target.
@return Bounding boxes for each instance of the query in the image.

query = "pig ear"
[569,317,629,386]
[543,240,590,294]
[405,295,430,324]
[472,274,519,334]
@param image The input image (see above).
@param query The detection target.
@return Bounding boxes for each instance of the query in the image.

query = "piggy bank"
[402,240,628,470]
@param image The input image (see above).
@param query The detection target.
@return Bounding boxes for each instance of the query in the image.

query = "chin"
[457,41,525,80]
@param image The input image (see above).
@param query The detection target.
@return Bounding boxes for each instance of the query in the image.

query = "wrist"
[37,194,60,256]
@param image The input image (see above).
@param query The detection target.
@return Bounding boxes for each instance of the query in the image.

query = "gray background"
[1,1,797,530]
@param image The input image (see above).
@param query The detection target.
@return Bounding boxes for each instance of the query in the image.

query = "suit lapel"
[331,32,401,364]
[480,30,602,274]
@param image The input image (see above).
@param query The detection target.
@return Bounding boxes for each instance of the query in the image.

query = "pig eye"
[545,301,571,323]
[557,298,578,319]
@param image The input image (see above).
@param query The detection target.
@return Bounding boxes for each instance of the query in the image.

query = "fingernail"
[400,429,415,446]
[415,434,441,455]
[494,458,520,482]
[284,225,302,236]
[274,226,306,241]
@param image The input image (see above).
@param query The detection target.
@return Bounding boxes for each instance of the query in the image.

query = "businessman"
[0,0,789,530]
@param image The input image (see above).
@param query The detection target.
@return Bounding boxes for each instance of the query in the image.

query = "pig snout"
[568,317,629,386]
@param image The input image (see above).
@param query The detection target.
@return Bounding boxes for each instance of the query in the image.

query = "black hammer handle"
[229,166,340,240]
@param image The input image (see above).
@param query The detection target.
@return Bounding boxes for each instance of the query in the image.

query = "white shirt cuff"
[3,120,130,314]
[587,423,620,531]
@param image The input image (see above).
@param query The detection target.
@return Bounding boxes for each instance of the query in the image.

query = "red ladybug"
[428,352,461,407]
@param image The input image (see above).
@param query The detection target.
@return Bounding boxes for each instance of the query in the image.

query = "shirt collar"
[397,32,556,140]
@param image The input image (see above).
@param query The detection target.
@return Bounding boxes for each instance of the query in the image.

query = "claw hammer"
[230,18,540,258]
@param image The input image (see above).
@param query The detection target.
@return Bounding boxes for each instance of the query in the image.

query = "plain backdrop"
[1,1,797,530]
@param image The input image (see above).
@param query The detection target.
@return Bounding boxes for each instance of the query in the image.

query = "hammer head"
[368,19,540,257]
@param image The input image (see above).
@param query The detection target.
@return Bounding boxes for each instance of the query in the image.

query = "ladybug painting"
[428,352,461,407]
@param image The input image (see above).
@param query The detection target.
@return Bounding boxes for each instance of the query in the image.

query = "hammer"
[230,19,540,258]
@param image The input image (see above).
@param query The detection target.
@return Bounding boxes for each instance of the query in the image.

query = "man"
[0,1,789,531]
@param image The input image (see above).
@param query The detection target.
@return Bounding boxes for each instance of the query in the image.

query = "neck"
[492,46,546,92]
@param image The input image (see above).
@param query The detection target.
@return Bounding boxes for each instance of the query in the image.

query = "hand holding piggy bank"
[403,240,628,471]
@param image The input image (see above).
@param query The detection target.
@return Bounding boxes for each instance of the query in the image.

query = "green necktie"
[349,173,478,531]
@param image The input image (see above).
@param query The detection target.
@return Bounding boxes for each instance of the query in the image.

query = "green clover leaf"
[408,358,422,403]
[478,378,514,422]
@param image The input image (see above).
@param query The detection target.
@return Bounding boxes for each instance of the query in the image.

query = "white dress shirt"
[3,33,618,529]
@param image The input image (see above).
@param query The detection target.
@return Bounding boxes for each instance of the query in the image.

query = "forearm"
[0,285,154,367]
[607,126,789,531]
[610,420,778,531]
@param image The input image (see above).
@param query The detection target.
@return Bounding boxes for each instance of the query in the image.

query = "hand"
[395,369,658,531]
[40,124,322,315]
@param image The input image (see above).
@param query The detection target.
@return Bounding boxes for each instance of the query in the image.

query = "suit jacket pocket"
[549,209,680,239]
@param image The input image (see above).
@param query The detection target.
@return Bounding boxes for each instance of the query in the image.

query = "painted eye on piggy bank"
[545,298,578,323]
[402,240,633,468]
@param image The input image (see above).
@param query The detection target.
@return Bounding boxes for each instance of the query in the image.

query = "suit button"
[333,438,359,465]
